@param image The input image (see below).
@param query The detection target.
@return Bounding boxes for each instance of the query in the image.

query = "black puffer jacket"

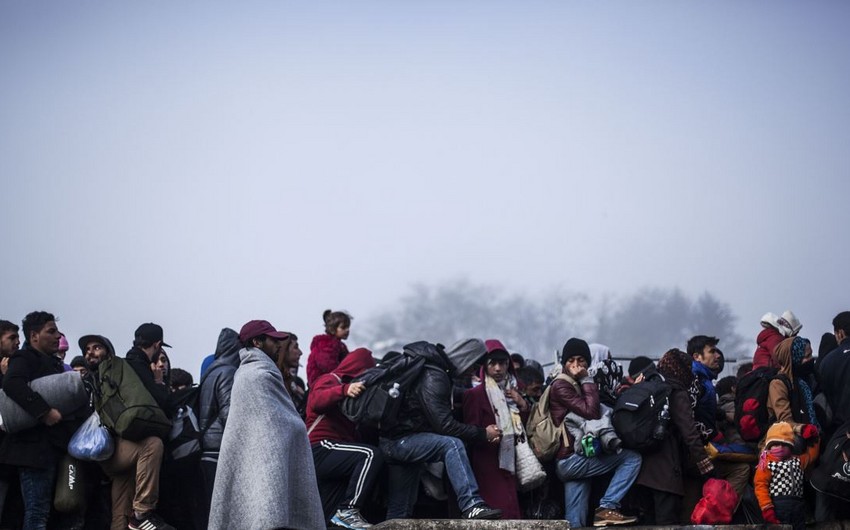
[198,328,241,452]
[384,341,486,443]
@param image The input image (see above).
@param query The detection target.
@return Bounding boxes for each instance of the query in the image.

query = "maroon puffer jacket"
[549,375,600,460]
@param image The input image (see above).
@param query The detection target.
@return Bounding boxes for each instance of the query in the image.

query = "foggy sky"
[2,1,849,377]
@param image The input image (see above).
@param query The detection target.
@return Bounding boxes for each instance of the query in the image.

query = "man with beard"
[209,320,323,530]
[81,332,175,530]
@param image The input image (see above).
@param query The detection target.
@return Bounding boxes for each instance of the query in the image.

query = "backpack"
[611,377,672,452]
[166,386,203,462]
[96,357,171,442]
[525,374,571,462]
[340,350,427,430]
[810,419,850,502]
[734,367,790,443]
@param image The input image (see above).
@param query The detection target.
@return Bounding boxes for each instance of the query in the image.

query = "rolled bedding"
[0,371,89,433]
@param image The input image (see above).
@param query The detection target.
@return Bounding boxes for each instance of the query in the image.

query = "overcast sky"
[2,1,849,377]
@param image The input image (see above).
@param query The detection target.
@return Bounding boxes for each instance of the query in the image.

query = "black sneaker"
[462,503,502,520]
[128,512,176,530]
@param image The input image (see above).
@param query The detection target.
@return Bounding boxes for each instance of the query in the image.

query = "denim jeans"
[556,449,642,527]
[380,433,483,517]
[19,463,57,530]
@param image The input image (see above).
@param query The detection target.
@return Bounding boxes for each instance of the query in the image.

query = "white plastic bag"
[68,412,114,462]
[516,438,547,492]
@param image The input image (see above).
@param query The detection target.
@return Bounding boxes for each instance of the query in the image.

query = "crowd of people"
[1,307,850,530]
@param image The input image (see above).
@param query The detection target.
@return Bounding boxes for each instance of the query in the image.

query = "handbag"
[68,412,115,462]
[515,437,547,492]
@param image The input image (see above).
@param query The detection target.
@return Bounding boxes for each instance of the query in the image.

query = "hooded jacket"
[461,340,527,519]
[753,327,784,370]
[384,341,486,443]
[447,338,487,412]
[306,348,375,445]
[307,333,349,388]
[767,338,815,433]
[79,334,117,402]
[198,328,241,452]
[754,422,819,511]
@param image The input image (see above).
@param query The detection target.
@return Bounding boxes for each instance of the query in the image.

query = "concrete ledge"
[373,521,850,529]
[373,521,570,529]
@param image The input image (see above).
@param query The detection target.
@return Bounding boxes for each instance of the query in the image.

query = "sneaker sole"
[593,517,638,526]
[330,515,370,529]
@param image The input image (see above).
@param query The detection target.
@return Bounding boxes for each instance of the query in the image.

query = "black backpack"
[611,377,672,452]
[340,350,427,430]
[166,386,203,462]
[734,367,791,442]
[811,419,850,501]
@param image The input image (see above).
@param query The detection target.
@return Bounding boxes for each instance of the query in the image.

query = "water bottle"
[388,383,401,399]
[653,402,671,440]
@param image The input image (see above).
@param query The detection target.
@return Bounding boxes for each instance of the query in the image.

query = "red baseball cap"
[238,320,290,343]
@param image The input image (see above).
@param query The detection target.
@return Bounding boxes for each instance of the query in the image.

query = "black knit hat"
[562,338,591,366]
[628,356,654,378]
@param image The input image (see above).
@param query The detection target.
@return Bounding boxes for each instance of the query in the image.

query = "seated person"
[550,338,641,527]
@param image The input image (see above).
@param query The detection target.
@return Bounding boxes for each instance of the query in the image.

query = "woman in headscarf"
[768,337,820,433]
[588,343,623,407]
[634,349,714,524]
[462,339,530,519]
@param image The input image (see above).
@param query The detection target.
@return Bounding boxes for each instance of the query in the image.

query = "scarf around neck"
[484,373,523,474]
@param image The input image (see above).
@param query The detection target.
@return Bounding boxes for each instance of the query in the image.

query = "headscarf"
[658,348,700,409]
[481,340,523,474]
[773,337,819,429]
[791,337,818,429]
[587,343,610,376]
[588,343,622,406]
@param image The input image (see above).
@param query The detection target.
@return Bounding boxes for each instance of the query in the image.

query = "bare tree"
[355,280,748,366]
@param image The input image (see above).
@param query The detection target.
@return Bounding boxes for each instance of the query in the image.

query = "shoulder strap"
[306,373,343,437]
[307,414,325,436]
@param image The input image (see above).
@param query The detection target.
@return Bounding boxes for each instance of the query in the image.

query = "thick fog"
[2,2,849,378]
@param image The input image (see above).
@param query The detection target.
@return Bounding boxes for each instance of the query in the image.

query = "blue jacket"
[692,360,718,443]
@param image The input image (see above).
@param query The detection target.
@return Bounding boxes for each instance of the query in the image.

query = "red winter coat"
[462,367,530,520]
[306,348,374,446]
[307,334,349,388]
[753,328,784,370]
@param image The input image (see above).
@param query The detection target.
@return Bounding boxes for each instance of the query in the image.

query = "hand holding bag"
[68,412,114,462]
